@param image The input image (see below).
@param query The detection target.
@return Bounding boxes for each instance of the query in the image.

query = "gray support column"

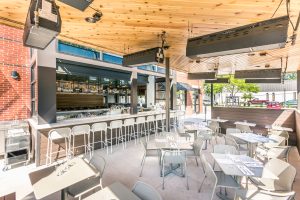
[37,66,57,124]
[297,70,300,110]
[165,57,171,132]
[210,83,214,108]
[131,72,138,114]
[171,71,177,110]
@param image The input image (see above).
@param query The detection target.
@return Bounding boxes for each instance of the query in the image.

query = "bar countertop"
[28,110,176,130]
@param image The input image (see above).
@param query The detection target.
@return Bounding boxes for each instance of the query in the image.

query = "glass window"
[58,40,100,60]
[102,53,123,65]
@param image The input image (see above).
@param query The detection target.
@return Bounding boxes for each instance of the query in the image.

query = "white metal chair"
[270,130,289,146]
[108,120,126,152]
[162,150,188,190]
[207,121,220,144]
[256,146,291,163]
[226,128,248,147]
[91,122,108,155]
[250,158,296,192]
[224,135,249,156]
[132,181,163,200]
[186,138,205,168]
[136,117,148,141]
[236,124,252,133]
[67,156,106,200]
[213,144,238,171]
[124,118,138,144]
[255,135,286,158]
[235,188,295,200]
[71,125,91,157]
[139,139,159,176]
[199,154,240,199]
[46,127,71,165]
[155,114,163,135]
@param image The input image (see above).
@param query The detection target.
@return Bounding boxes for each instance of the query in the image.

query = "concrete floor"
[1,133,299,200]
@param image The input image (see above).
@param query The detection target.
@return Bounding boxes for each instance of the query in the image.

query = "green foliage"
[204,76,260,96]
[284,72,297,80]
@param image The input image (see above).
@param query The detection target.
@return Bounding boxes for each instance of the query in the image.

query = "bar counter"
[28,110,176,166]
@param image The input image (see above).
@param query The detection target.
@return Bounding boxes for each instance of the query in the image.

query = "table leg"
[61,189,67,200]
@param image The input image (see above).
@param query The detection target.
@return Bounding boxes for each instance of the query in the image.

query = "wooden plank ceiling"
[1,0,300,73]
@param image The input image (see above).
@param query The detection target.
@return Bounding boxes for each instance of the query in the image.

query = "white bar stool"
[91,122,108,155]
[136,117,148,141]
[170,112,176,130]
[155,114,163,136]
[147,115,156,139]
[71,125,91,157]
[46,127,71,165]
[108,120,126,152]
[124,118,138,144]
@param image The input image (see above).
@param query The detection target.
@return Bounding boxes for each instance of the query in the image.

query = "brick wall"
[0,24,31,121]
[176,72,203,115]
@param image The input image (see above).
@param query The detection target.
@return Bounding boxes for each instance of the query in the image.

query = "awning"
[56,59,131,81]
[177,82,193,91]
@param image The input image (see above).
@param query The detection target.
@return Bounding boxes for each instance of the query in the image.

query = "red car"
[248,98,269,105]
[267,101,281,109]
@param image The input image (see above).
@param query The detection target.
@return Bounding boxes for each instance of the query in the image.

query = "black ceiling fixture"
[58,0,93,11]
[23,0,62,49]
[122,31,168,67]
[186,16,289,59]
[85,11,103,23]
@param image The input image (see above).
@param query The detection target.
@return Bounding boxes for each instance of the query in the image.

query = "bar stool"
[91,122,108,155]
[124,118,138,144]
[71,125,91,157]
[136,117,148,141]
[155,114,164,136]
[108,120,126,152]
[46,127,71,165]
[162,113,166,131]
[170,112,176,130]
[147,115,156,139]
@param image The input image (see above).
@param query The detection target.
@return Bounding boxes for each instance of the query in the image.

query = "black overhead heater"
[123,47,164,67]
[58,0,93,11]
[205,78,229,83]
[23,0,61,49]
[186,16,289,59]
[245,79,282,83]
[234,68,282,79]
[187,72,216,80]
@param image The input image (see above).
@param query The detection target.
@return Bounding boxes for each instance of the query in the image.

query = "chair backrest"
[236,124,252,133]
[91,122,107,132]
[208,121,219,133]
[147,115,155,122]
[226,128,241,135]
[136,117,146,124]
[193,138,205,156]
[49,127,71,140]
[162,150,186,165]
[201,154,217,200]
[110,120,123,129]
[72,125,90,135]
[263,158,296,191]
[89,156,106,178]
[268,135,285,146]
[224,136,239,150]
[267,146,291,160]
[213,144,238,155]
[132,181,163,200]
[156,114,162,121]
[124,118,135,126]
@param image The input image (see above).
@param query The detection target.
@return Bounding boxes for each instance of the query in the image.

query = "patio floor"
[0,131,299,200]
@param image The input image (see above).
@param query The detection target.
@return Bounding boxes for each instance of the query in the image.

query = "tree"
[204,76,260,97]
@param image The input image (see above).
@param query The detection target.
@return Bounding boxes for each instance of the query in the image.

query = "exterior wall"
[0,25,31,121]
[176,72,203,115]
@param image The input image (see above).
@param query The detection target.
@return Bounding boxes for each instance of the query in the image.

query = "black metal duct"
[245,79,282,83]
[234,69,282,79]
[205,78,229,83]
[58,0,93,11]
[188,72,216,80]
[23,0,61,49]
[123,47,164,67]
[186,16,289,58]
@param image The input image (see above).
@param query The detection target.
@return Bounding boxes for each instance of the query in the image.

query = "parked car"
[248,98,269,105]
[282,100,298,108]
[267,101,281,109]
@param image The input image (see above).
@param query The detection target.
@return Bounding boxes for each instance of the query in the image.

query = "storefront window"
[103,53,123,65]
[58,41,100,60]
